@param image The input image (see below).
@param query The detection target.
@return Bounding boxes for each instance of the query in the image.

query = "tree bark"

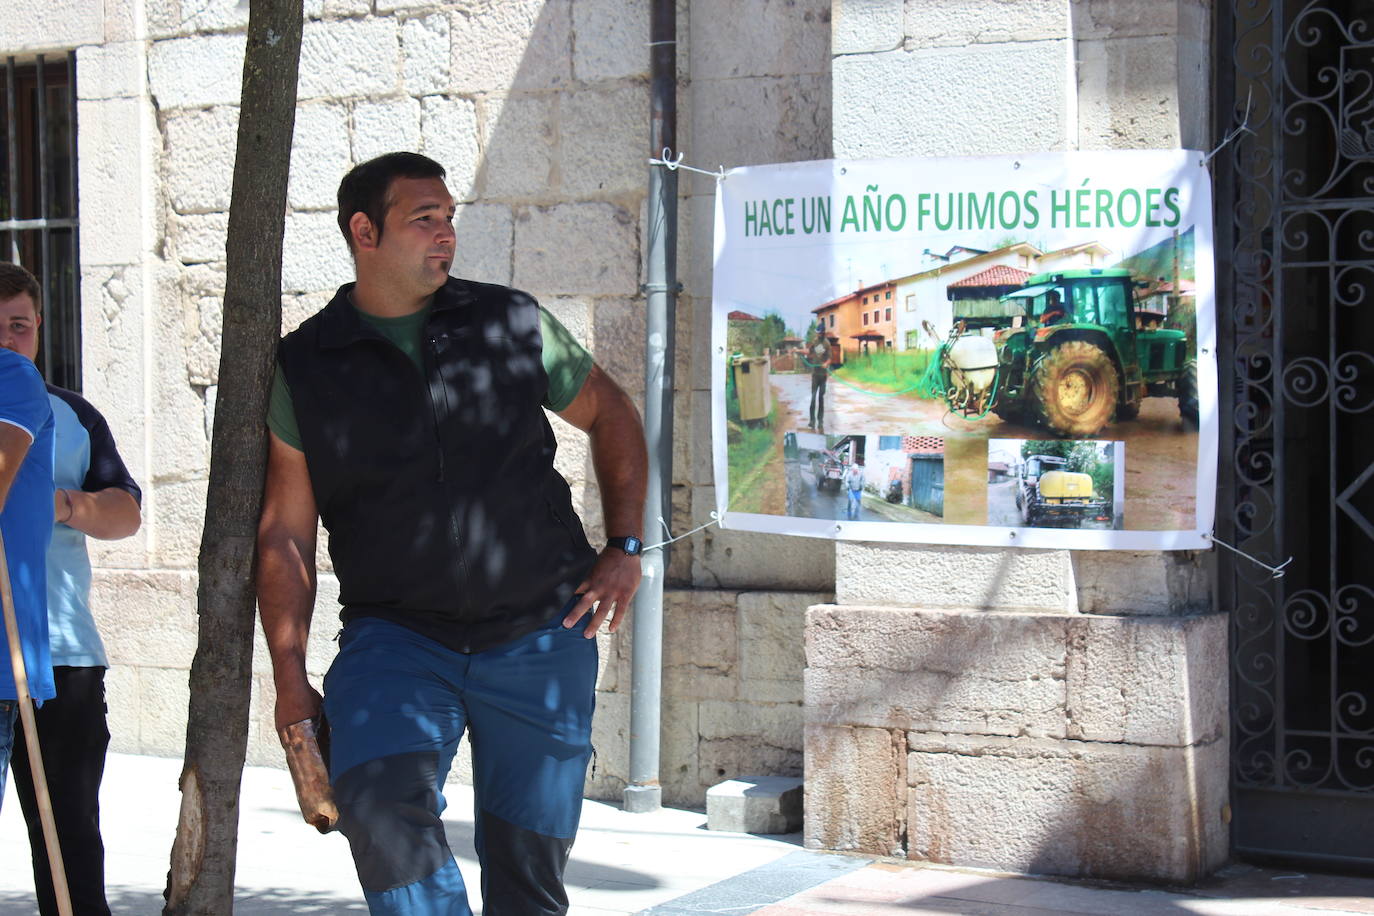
[164,2,303,912]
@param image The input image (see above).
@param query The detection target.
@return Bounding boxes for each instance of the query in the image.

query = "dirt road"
[769,371,1198,530]
[785,457,879,522]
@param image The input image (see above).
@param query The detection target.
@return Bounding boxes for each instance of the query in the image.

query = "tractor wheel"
[1029,340,1120,437]
[1178,358,1199,427]
[1116,383,1143,421]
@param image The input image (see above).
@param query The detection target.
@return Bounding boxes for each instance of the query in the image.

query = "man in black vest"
[257,152,647,915]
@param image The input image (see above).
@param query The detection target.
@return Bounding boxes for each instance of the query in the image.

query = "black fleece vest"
[278,277,597,653]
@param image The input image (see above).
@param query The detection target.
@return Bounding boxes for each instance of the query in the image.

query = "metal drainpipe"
[624,0,677,814]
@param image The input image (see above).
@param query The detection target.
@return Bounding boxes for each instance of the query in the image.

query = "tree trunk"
[164,2,302,912]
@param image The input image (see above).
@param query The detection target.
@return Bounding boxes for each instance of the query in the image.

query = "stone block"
[571,0,650,81]
[834,542,1075,612]
[903,0,1065,48]
[542,296,591,345]
[832,43,1067,158]
[282,210,355,294]
[164,106,240,214]
[691,489,836,590]
[738,591,824,703]
[833,0,903,54]
[92,570,199,669]
[663,590,738,700]
[698,735,801,801]
[804,724,905,856]
[686,389,713,486]
[0,0,102,51]
[173,212,229,265]
[690,0,830,79]
[298,18,399,100]
[135,665,193,758]
[77,97,147,266]
[323,0,372,16]
[402,13,450,95]
[699,699,803,753]
[149,34,246,110]
[421,96,480,203]
[1068,0,1186,39]
[78,264,148,480]
[904,732,1229,883]
[659,694,701,807]
[560,86,651,199]
[352,96,422,166]
[378,0,444,11]
[707,775,803,834]
[105,664,140,754]
[481,93,556,199]
[591,298,646,402]
[805,605,1068,738]
[448,202,512,285]
[449,0,571,93]
[513,203,639,296]
[77,41,144,100]
[1072,550,1211,616]
[176,0,250,32]
[1076,36,1187,150]
[584,687,630,801]
[149,479,209,569]
[288,103,352,211]
[685,198,716,323]
[1064,612,1227,747]
[689,75,832,172]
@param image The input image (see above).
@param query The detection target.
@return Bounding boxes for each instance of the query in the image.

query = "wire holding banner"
[650,148,727,181]
[1205,532,1292,580]
[644,511,721,552]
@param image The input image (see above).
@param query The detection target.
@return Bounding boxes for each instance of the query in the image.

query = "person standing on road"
[257,152,648,916]
[0,342,55,817]
[806,327,832,431]
[0,262,143,916]
[845,461,864,521]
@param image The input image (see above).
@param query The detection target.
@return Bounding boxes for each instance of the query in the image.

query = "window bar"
[37,54,53,375]
[67,50,80,387]
[5,57,17,264]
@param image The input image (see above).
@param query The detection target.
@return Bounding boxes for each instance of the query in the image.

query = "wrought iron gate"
[1217,0,1374,869]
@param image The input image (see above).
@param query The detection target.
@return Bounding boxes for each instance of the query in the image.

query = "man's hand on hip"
[564,549,643,638]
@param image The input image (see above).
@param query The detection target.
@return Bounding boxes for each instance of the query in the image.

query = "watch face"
[622,536,643,556]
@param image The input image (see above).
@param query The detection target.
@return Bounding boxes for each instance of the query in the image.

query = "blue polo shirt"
[0,348,55,702]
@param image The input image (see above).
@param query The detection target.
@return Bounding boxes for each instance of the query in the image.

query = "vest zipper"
[424,332,471,611]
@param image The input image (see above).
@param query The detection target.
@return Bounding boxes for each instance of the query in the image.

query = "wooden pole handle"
[0,530,73,916]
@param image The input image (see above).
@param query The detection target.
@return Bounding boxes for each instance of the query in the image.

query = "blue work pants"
[323,615,597,916]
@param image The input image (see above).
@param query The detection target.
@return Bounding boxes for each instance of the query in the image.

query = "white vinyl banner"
[711,150,1217,550]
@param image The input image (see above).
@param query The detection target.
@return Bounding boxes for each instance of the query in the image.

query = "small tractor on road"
[1015,454,1110,528]
[933,269,1198,438]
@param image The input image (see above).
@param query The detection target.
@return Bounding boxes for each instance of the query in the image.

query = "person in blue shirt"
[0,262,141,916]
[0,342,55,813]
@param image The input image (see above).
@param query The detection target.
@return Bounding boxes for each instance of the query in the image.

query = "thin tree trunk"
[164,2,302,912]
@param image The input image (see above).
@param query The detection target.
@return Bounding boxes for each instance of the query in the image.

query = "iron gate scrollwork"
[1218,0,1374,868]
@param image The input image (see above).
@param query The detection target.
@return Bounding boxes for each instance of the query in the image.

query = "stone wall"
[807,0,1227,883]
[1,0,838,807]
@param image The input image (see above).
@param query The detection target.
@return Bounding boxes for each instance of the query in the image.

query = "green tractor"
[934,268,1198,438]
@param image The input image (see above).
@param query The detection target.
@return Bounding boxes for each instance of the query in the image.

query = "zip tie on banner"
[1204,532,1292,580]
[644,511,721,552]
[650,148,727,181]
[1201,87,1254,168]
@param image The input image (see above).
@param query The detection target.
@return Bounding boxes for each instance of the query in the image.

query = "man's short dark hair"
[0,262,40,310]
[336,152,447,253]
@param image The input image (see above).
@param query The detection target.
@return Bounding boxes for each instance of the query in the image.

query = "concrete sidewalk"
[1,753,1373,915]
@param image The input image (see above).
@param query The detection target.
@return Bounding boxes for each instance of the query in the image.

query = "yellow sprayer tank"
[1038,470,1095,500]
[732,356,772,421]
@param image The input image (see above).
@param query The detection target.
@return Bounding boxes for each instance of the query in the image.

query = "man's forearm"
[60,487,141,540]
[257,534,318,689]
[587,387,648,538]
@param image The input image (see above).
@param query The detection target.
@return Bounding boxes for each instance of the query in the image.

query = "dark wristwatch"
[606,536,643,556]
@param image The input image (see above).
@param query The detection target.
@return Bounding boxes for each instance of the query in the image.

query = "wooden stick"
[0,530,73,916]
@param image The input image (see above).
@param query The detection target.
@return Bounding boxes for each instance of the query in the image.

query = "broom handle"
[0,529,73,916]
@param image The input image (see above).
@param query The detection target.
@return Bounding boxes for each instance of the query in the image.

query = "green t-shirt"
[268,303,593,450]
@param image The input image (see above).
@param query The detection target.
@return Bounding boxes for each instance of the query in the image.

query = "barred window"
[2,53,80,391]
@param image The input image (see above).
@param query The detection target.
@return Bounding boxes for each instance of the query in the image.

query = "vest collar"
[317,278,478,350]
